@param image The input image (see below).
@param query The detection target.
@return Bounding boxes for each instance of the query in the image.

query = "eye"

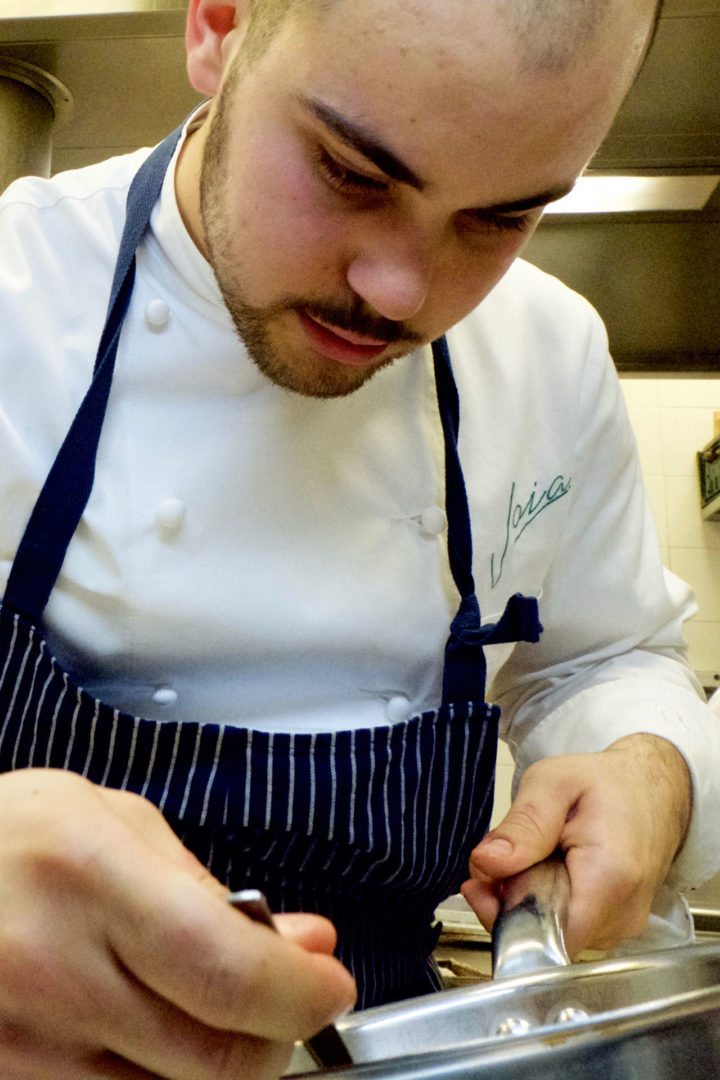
[314,146,389,197]
[460,208,538,236]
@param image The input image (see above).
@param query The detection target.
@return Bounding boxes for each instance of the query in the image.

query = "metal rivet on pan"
[494,1017,533,1038]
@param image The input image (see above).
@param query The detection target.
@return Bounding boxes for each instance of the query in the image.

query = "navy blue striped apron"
[0,129,541,1009]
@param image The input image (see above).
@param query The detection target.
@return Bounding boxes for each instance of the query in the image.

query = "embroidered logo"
[491,475,572,588]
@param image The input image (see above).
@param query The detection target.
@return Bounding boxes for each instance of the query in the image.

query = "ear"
[186,0,245,96]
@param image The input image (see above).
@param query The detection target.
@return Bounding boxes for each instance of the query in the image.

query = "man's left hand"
[461,734,692,957]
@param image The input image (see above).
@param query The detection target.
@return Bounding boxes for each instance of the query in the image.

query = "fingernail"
[482,837,514,855]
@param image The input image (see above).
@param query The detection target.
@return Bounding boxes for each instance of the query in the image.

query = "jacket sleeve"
[490,311,720,891]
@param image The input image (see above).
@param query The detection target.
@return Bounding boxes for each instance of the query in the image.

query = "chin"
[254,351,393,399]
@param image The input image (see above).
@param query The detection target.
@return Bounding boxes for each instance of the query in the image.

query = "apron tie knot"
[449,592,542,648]
[443,593,542,705]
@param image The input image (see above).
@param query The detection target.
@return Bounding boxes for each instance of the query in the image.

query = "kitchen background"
[1,0,719,900]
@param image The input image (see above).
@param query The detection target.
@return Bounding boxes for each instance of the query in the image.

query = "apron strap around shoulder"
[3,128,184,625]
[431,336,542,705]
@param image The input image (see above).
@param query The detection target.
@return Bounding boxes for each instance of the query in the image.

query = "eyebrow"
[487,185,576,213]
[299,94,576,212]
[299,95,427,190]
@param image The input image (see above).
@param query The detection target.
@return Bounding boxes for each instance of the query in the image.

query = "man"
[0,0,718,1077]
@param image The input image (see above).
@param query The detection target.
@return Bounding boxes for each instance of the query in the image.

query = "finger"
[0,772,355,1055]
[97,789,221,891]
[0,1026,162,1080]
[459,877,500,933]
[0,1033,290,1080]
[99,793,343,950]
[274,913,339,955]
[469,764,577,879]
[103,862,357,1042]
[560,834,655,955]
[99,981,295,1080]
[0,915,297,1080]
[103,802,343,951]
[64,941,298,1080]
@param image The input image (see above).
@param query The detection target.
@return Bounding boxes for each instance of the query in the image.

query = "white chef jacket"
[1,119,719,907]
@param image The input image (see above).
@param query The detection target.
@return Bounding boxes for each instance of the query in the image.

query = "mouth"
[297,310,392,366]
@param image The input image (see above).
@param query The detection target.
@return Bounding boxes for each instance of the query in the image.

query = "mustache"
[291,298,424,347]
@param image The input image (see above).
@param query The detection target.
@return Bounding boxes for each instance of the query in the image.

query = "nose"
[345,230,436,323]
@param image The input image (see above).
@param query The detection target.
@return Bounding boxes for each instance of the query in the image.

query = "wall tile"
[666,475,720,550]
[490,764,514,829]
[627,406,663,475]
[491,743,516,828]
[656,378,720,410]
[643,474,668,546]
[688,870,720,905]
[669,548,720,621]
[619,376,659,407]
[497,741,514,768]
[660,408,716,477]
[683,620,720,676]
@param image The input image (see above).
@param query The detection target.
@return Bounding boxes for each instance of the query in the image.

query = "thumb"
[470,768,573,879]
[275,912,340,956]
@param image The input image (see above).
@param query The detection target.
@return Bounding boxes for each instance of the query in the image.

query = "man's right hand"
[0,768,356,1079]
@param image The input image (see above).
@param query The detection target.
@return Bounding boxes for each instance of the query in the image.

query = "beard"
[198,67,422,399]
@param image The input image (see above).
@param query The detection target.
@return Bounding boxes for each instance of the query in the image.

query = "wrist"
[607,733,692,858]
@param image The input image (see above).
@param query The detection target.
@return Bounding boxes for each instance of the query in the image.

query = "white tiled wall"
[490,742,515,828]
[621,375,720,693]
[490,374,720,834]
[622,375,720,907]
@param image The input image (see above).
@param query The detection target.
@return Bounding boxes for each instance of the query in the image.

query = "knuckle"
[105,787,155,818]
[196,942,264,1022]
[27,827,104,896]
[211,1034,294,1080]
[0,923,69,1014]
[602,856,646,902]
[503,804,547,845]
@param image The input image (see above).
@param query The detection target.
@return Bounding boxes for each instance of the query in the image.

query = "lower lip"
[297,312,390,366]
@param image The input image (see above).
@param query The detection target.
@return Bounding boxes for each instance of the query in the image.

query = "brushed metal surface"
[285,942,720,1076]
[288,988,720,1078]
[0,72,54,186]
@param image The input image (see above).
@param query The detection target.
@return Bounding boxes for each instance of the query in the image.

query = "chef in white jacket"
[0,0,718,1077]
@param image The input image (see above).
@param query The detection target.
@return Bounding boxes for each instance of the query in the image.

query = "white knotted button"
[152,686,178,708]
[419,506,447,537]
[386,695,411,723]
[145,298,170,330]
[155,497,186,533]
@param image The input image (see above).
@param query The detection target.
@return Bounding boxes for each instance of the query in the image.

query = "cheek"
[432,234,527,327]
[243,147,347,276]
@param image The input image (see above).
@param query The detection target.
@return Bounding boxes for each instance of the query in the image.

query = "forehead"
[242,0,640,203]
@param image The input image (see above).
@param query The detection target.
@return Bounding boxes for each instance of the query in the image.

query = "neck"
[174,110,211,259]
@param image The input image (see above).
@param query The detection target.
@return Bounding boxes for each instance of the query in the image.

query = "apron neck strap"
[3,127,184,623]
[431,336,542,705]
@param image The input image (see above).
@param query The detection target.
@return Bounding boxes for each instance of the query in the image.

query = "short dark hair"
[242,0,665,70]
[242,0,324,61]
[502,0,665,76]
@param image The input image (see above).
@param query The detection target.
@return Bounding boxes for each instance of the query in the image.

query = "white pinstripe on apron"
[0,128,542,1009]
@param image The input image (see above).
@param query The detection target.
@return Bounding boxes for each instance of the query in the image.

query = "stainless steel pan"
[285,861,720,1077]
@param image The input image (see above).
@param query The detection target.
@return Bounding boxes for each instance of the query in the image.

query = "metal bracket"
[0,56,73,126]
